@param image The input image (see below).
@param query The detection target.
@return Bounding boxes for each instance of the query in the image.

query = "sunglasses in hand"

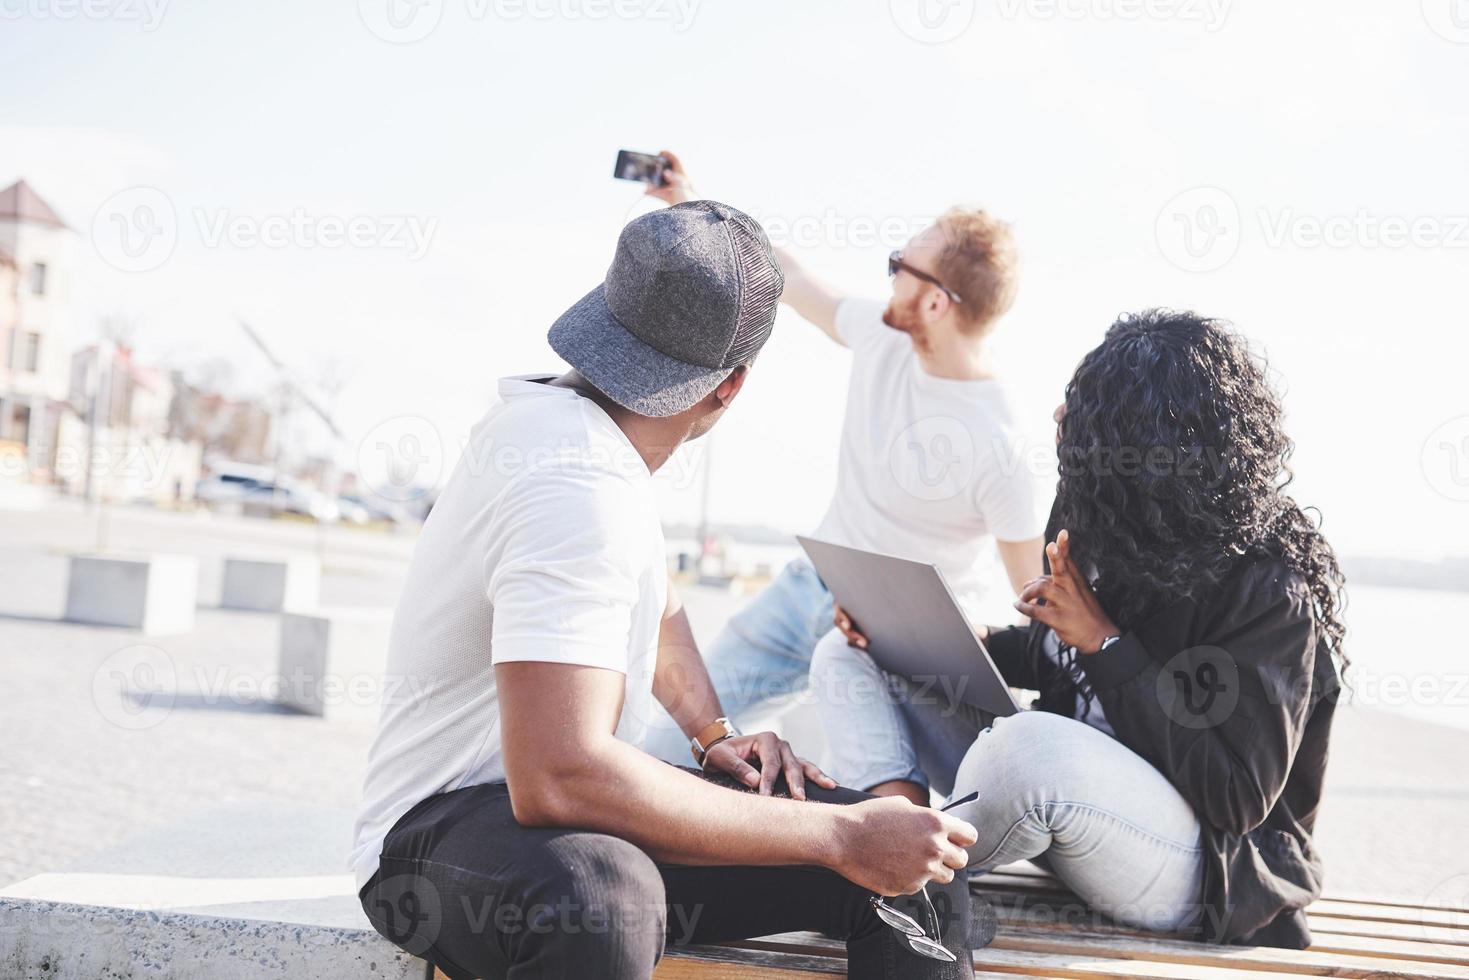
[867,791,979,962]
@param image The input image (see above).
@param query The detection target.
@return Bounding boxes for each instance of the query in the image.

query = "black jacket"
[985,556,1340,948]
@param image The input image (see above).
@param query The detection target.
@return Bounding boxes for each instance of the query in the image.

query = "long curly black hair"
[1051,309,1347,681]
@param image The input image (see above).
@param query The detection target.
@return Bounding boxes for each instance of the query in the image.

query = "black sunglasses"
[888,250,963,305]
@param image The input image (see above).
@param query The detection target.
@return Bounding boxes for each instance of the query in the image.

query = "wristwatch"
[1097,635,1121,653]
[691,717,740,767]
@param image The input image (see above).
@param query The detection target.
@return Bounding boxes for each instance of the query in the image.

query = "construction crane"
[237,318,345,525]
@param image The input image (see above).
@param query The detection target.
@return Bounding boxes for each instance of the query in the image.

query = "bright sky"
[3,0,1467,560]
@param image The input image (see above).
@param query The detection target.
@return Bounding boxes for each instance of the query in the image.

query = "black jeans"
[360,769,979,979]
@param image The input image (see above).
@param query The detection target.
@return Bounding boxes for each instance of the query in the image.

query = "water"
[1339,584,1469,731]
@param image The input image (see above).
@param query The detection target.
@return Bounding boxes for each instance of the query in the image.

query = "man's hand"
[644,148,697,207]
[703,731,837,801]
[1013,528,1121,655]
[833,603,869,650]
[833,796,977,896]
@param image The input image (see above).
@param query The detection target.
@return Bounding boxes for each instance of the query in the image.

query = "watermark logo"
[890,416,975,501]
[193,208,436,259]
[358,0,444,42]
[1156,645,1239,729]
[993,0,1231,31]
[91,187,437,271]
[1155,186,1240,273]
[1422,0,1469,43]
[92,644,176,730]
[357,415,446,502]
[92,186,178,273]
[889,0,975,43]
[1422,416,1469,502]
[0,0,169,30]
[366,873,444,955]
[1422,874,1469,956]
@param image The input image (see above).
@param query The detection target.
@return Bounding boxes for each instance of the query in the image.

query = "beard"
[882,293,929,349]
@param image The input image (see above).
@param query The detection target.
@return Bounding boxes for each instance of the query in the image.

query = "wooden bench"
[432,862,1469,979]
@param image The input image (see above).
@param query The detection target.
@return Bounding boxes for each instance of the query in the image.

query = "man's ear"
[713,364,750,407]
[925,287,949,321]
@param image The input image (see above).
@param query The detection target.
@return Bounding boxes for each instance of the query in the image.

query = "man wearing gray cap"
[352,201,986,978]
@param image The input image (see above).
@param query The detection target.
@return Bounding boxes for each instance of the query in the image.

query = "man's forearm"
[772,245,843,343]
[514,736,849,869]
[652,603,724,740]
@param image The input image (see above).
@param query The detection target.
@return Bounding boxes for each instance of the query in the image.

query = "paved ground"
[1,500,1466,913]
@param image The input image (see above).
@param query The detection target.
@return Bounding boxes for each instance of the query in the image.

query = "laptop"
[796,536,1021,719]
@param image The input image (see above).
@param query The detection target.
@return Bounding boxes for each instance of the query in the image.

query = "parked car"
[197,464,340,523]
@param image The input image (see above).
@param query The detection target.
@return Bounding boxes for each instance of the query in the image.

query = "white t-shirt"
[349,376,668,890]
[812,299,1047,616]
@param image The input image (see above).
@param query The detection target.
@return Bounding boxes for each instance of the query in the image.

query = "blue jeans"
[644,558,834,764]
[810,635,1206,934]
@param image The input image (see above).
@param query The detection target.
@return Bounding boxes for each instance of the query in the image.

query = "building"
[58,346,204,504]
[0,180,75,484]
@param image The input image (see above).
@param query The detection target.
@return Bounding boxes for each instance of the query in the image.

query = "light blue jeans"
[810,634,1206,934]
[644,558,834,764]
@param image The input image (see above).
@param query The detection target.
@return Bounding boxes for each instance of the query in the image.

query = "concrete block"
[63,554,198,635]
[277,607,395,718]
[220,556,321,612]
[0,801,424,980]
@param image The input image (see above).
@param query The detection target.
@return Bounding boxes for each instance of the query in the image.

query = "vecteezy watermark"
[1422,416,1469,503]
[1422,873,1469,957]
[357,0,699,43]
[354,414,707,504]
[365,873,444,955]
[90,186,438,272]
[357,0,445,43]
[1157,186,1469,272]
[92,644,177,730]
[0,0,169,30]
[993,0,1231,31]
[0,440,185,490]
[1156,645,1240,729]
[194,208,436,259]
[890,416,976,502]
[1421,0,1469,43]
[1155,186,1241,273]
[889,0,975,43]
[744,208,937,252]
[1335,666,1469,712]
[358,415,447,503]
[92,186,178,274]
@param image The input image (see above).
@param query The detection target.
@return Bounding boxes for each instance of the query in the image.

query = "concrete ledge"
[0,896,425,980]
[63,554,199,635]
[0,801,425,980]
[221,556,321,613]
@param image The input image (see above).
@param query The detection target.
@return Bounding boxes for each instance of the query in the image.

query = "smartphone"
[613,149,670,187]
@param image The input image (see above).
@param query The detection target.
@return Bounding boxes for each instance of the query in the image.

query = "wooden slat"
[981,864,1469,925]
[1308,916,1469,949]
[658,944,843,977]
[991,930,1469,979]
[997,914,1469,967]
[970,947,1309,978]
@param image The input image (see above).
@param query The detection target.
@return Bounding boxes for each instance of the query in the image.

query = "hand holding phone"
[614,148,696,207]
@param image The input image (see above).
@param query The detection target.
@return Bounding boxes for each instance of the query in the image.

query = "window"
[30,263,46,296]
[22,333,40,372]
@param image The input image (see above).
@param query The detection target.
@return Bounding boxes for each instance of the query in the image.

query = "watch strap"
[691,717,739,766]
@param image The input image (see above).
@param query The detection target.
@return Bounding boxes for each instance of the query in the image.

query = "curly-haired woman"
[810,308,1347,948]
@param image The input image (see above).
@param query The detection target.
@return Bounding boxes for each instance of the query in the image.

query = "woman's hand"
[702,731,837,801]
[833,603,869,650]
[1013,529,1121,655]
